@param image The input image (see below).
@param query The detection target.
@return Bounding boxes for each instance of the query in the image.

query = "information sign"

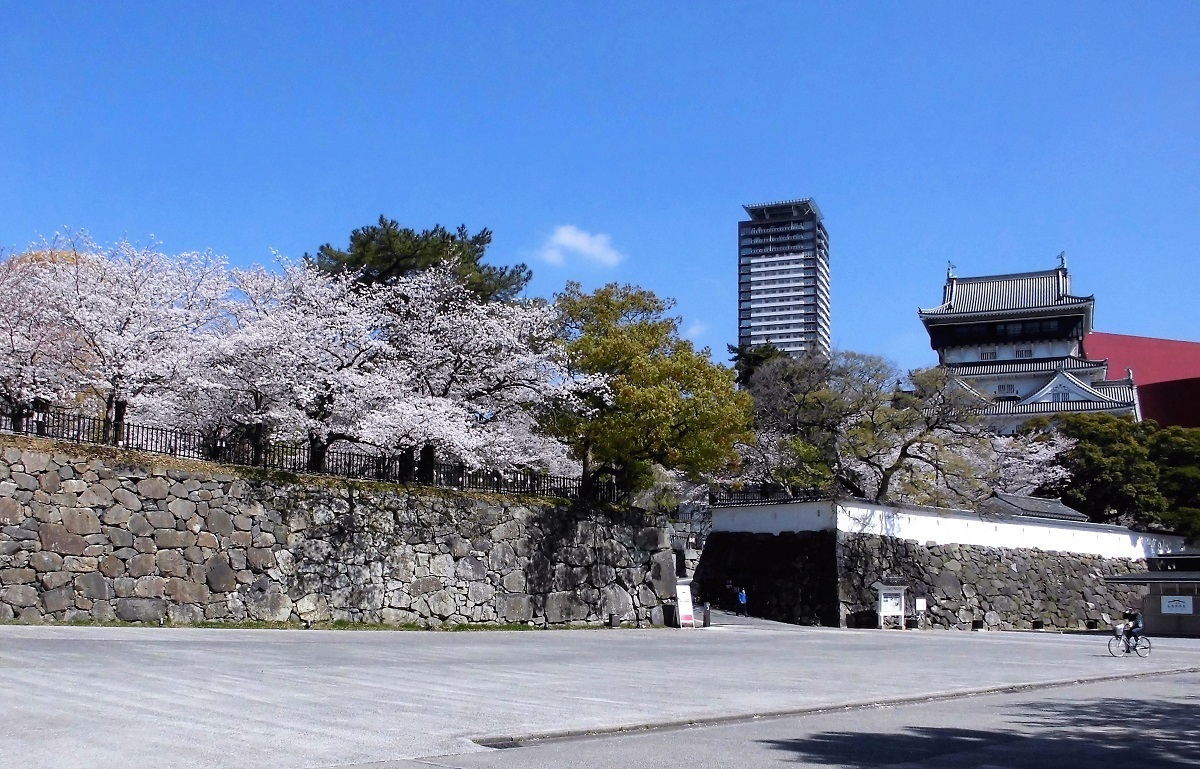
[676,580,695,628]
[1162,596,1194,615]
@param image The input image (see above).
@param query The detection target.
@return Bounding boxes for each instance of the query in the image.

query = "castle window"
[997,384,1016,395]
[1015,349,1033,358]
[980,350,997,361]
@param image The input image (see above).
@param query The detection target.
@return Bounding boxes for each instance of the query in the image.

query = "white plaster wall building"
[918,262,1139,432]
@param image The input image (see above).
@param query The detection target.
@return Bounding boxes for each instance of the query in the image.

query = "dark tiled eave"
[1105,572,1200,585]
[981,400,1136,416]
[919,299,1094,323]
[947,356,1108,376]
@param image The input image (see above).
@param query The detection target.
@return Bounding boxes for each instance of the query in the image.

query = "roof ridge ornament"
[947,261,957,279]
[1057,251,1067,270]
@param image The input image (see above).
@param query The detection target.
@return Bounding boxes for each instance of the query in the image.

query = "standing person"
[737,587,748,617]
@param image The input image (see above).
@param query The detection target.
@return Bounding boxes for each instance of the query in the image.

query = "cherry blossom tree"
[0,251,83,425]
[34,233,229,442]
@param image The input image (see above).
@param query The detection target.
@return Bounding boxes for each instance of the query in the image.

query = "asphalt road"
[380,672,1200,768]
[3,613,1199,769]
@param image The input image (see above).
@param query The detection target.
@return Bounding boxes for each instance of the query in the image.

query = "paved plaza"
[3,614,1199,769]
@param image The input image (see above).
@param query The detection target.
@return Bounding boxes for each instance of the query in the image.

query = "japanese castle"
[919,261,1140,432]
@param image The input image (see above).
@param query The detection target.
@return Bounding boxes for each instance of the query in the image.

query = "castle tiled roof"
[919,268,1094,318]
[946,355,1108,377]
[983,493,1090,522]
[980,399,1136,417]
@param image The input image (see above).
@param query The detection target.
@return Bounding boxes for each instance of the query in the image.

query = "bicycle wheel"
[1134,636,1152,657]
[1108,636,1125,657]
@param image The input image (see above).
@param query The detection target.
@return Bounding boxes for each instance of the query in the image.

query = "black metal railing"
[0,403,616,502]
[708,486,829,507]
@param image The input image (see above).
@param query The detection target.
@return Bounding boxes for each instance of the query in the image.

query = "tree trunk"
[307,433,328,473]
[417,443,436,484]
[580,441,594,499]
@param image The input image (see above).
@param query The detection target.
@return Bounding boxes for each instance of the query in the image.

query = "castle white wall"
[711,498,1192,560]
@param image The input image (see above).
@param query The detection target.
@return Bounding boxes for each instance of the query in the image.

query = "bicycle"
[1108,623,1152,657]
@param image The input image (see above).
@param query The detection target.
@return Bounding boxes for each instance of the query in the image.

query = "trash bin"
[971,619,985,631]
[1031,619,1044,630]
[609,613,621,628]
[662,603,678,628]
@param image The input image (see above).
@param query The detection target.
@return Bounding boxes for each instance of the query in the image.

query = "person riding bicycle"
[1121,607,1144,652]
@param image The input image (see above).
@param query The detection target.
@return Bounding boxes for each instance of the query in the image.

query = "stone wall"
[836,533,1146,630]
[0,440,676,626]
[691,530,1147,630]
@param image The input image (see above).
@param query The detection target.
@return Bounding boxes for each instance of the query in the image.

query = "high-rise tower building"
[737,198,831,356]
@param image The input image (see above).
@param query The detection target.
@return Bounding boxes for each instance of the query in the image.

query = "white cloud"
[537,225,624,267]
[684,321,708,342]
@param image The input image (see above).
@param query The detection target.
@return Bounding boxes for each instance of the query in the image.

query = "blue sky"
[3,3,1198,370]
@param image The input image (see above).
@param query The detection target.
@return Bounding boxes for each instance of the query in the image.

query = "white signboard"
[1161,595,1194,615]
[676,583,695,628]
[877,587,906,628]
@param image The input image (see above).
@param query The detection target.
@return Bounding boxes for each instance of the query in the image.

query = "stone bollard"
[703,603,711,628]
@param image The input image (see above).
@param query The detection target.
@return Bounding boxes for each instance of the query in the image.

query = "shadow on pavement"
[758,693,1200,767]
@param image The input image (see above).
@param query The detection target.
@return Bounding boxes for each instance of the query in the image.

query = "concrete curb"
[473,665,1200,749]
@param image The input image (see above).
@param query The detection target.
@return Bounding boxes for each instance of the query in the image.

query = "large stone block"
[155,550,189,578]
[246,548,276,572]
[61,508,101,536]
[75,572,114,600]
[168,604,205,624]
[146,510,175,530]
[42,585,75,614]
[111,487,142,512]
[115,597,167,623]
[425,589,456,619]
[127,553,157,578]
[599,585,634,619]
[544,590,589,624]
[101,505,132,526]
[167,498,197,518]
[136,477,170,500]
[0,497,22,526]
[1,584,39,607]
[154,529,194,549]
[39,523,87,555]
[295,593,331,622]
[11,472,39,491]
[0,568,35,585]
[29,552,63,572]
[38,470,61,494]
[205,557,238,593]
[410,576,442,595]
[134,576,166,598]
[501,570,526,593]
[242,580,292,622]
[106,528,134,548]
[455,556,487,581]
[648,550,676,599]
[165,578,209,604]
[98,556,124,578]
[127,513,153,537]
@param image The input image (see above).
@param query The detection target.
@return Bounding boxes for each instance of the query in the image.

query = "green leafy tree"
[547,282,754,495]
[1147,426,1200,540]
[309,216,532,301]
[747,352,990,505]
[1042,413,1167,526]
[727,342,789,388]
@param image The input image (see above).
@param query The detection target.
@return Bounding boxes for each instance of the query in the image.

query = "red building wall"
[1086,332,1200,428]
